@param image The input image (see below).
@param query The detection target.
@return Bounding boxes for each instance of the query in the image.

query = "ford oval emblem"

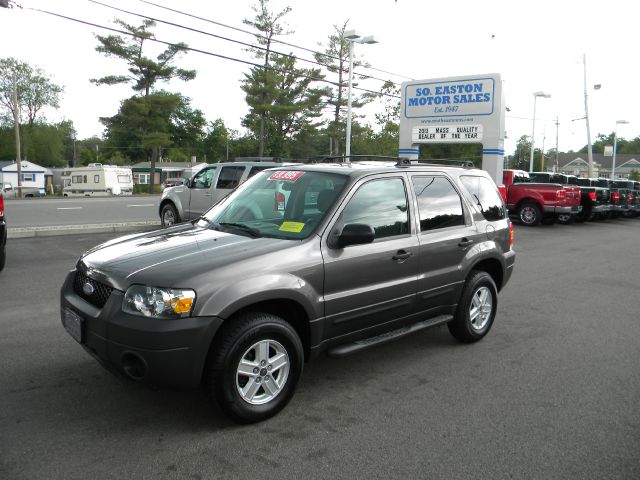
[82,282,95,296]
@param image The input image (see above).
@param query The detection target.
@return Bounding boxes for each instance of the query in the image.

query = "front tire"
[204,312,303,424]
[448,271,498,343]
[160,203,180,227]
[518,202,541,226]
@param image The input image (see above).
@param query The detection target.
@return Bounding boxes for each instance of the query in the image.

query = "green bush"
[133,184,162,194]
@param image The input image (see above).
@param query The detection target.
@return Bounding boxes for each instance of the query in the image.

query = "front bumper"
[60,270,223,389]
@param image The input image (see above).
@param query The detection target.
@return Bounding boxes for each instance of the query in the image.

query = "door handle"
[204,193,212,197]
[392,250,413,261]
[458,238,474,247]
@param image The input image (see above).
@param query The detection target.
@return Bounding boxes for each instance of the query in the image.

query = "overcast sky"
[1,0,638,156]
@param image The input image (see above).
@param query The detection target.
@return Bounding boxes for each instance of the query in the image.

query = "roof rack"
[224,157,284,163]
[305,155,476,168]
[304,155,400,164]
[395,158,476,168]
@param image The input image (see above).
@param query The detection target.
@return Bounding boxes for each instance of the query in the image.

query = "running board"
[327,315,453,358]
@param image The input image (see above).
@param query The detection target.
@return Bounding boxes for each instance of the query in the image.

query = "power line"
[88,0,396,85]
[135,0,415,82]
[27,6,400,99]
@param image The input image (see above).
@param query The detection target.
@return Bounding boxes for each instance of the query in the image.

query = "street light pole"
[529,91,551,172]
[345,39,355,160]
[343,30,378,159]
[612,120,629,179]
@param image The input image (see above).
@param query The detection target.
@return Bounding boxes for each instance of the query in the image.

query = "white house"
[0,160,49,195]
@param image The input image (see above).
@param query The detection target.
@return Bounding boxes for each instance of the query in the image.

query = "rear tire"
[448,271,497,343]
[518,202,541,226]
[160,203,180,227]
[203,312,303,424]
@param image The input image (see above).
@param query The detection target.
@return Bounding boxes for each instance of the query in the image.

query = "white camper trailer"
[61,164,133,197]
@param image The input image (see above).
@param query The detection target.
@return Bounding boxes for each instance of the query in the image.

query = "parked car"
[584,178,628,219]
[159,160,291,227]
[575,178,611,221]
[613,180,640,217]
[0,192,6,272]
[529,172,605,223]
[61,159,516,423]
[2,183,43,198]
[502,169,580,226]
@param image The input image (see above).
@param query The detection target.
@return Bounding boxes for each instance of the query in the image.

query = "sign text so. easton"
[411,125,483,143]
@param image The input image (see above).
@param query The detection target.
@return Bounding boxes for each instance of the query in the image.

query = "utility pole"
[12,73,22,198]
[583,54,594,178]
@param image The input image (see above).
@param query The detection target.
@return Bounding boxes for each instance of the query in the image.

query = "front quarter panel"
[193,239,324,322]
[160,187,189,219]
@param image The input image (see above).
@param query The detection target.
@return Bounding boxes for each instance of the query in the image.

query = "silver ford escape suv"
[60,158,516,423]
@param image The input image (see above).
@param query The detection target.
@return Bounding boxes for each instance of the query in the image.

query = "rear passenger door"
[410,175,479,316]
[210,165,246,205]
[322,175,419,339]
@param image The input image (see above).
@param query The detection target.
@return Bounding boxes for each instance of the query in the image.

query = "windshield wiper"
[216,222,263,238]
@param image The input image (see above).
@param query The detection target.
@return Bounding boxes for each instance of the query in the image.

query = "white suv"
[159,160,288,226]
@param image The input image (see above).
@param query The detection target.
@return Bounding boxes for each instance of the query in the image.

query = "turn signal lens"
[173,297,194,314]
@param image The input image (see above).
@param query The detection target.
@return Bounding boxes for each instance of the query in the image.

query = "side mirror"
[332,223,375,248]
[184,178,191,188]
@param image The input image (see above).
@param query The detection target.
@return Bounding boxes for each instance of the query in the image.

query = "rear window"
[460,175,506,221]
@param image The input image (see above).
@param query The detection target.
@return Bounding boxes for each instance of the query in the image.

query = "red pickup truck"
[502,170,581,226]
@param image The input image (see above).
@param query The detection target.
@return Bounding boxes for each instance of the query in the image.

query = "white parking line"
[127,204,154,207]
[57,207,83,210]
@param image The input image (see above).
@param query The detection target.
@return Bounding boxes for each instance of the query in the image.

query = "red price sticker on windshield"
[269,171,305,182]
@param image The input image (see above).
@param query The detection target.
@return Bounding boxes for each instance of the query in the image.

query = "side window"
[459,175,506,222]
[342,178,409,240]
[94,175,100,183]
[192,168,216,189]
[248,166,269,179]
[412,176,465,231]
[216,166,245,189]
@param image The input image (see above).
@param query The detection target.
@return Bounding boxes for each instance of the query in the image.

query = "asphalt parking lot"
[0,220,639,479]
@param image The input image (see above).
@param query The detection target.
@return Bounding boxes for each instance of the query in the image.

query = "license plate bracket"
[63,308,84,343]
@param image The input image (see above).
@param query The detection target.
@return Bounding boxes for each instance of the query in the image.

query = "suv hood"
[78,223,293,291]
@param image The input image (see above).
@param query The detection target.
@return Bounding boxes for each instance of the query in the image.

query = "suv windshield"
[199,170,348,240]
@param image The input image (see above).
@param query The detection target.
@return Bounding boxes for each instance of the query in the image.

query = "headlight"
[123,285,196,318]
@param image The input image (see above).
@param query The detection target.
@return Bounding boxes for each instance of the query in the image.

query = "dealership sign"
[399,73,505,181]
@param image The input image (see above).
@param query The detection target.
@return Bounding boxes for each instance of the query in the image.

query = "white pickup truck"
[2,183,43,198]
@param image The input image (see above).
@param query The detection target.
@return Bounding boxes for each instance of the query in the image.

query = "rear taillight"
[556,189,567,200]
[612,192,620,203]
[588,191,597,201]
[274,191,285,211]
[0,194,4,219]
[628,193,633,202]
[509,221,514,250]
[497,184,507,203]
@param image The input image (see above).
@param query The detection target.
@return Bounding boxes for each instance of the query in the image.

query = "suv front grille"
[73,271,113,308]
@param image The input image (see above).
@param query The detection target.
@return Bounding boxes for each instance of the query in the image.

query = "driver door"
[186,166,217,219]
